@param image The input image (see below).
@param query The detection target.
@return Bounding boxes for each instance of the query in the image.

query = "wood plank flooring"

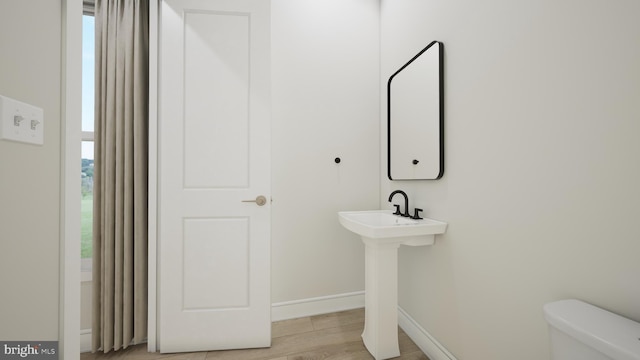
[80,308,429,360]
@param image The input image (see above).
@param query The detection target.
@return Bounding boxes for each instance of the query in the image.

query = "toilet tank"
[544,299,640,360]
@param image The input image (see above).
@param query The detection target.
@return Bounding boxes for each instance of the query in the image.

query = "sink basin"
[338,210,447,246]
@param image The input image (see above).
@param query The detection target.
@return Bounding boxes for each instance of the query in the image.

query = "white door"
[158,0,271,353]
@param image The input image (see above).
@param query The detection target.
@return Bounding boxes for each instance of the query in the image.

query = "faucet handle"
[392,204,402,215]
[411,208,423,220]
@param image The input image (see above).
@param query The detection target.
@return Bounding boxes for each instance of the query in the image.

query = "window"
[81,13,95,274]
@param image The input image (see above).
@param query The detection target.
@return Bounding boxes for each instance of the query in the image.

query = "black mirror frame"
[387,40,444,181]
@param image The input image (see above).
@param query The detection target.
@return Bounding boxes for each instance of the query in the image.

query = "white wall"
[381,1,640,359]
[0,0,62,340]
[271,0,380,303]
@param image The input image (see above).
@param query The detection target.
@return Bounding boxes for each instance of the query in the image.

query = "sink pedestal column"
[339,210,447,359]
[361,238,401,360]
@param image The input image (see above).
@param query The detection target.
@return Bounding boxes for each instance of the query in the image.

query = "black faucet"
[388,190,410,217]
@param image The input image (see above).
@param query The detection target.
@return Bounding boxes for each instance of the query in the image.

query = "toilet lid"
[544,299,640,360]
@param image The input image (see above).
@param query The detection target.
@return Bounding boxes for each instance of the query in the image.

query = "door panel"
[182,218,250,310]
[183,11,250,188]
[159,0,271,353]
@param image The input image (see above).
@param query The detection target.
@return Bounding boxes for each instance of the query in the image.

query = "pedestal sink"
[338,210,448,360]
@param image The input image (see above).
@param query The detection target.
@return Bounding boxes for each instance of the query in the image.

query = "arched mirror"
[387,41,443,180]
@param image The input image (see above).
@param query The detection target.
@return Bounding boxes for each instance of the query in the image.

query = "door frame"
[147,0,159,351]
[60,0,82,359]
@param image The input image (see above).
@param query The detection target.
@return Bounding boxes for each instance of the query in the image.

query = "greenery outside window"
[81,13,94,274]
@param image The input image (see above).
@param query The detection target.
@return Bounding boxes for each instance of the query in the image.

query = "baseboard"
[80,329,91,353]
[271,291,365,322]
[398,307,458,360]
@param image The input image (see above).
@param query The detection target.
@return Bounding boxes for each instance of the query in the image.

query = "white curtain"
[92,0,149,353]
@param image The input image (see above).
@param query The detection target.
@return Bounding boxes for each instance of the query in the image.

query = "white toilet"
[544,299,640,360]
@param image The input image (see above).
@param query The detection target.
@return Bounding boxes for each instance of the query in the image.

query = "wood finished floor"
[80,308,429,360]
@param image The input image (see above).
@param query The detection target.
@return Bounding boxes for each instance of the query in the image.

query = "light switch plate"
[0,94,44,145]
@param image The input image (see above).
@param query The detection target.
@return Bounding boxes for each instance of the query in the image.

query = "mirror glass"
[388,41,443,180]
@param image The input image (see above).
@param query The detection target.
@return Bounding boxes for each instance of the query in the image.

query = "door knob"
[242,195,267,206]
